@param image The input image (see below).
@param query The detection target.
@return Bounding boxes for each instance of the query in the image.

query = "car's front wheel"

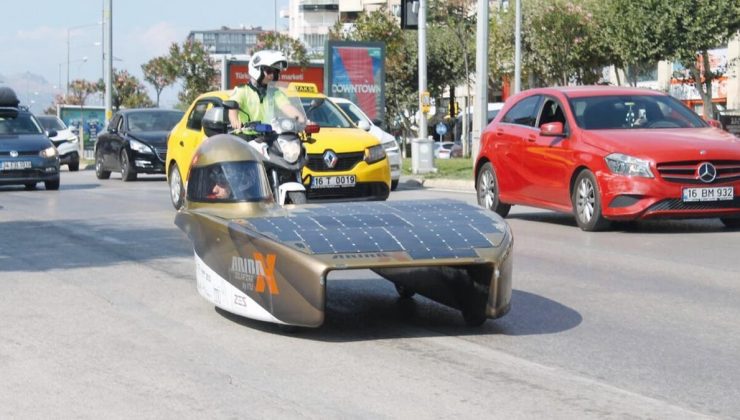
[44,178,60,190]
[721,217,740,229]
[169,163,184,210]
[120,150,137,182]
[95,151,110,179]
[476,162,510,217]
[572,170,609,231]
[68,159,79,172]
[391,179,399,191]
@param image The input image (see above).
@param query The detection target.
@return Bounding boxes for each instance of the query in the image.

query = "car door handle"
[527,134,536,142]
[496,129,504,136]
[179,141,184,147]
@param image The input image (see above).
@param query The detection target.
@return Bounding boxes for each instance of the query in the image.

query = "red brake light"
[305,124,320,134]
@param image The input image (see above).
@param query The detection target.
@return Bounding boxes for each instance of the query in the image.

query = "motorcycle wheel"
[287,191,306,204]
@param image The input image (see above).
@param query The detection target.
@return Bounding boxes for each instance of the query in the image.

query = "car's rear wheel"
[391,179,399,191]
[95,151,110,179]
[68,159,79,172]
[572,170,609,231]
[169,163,184,210]
[120,150,137,182]
[287,191,306,205]
[476,162,510,217]
[720,217,740,229]
[44,178,60,190]
[24,183,36,190]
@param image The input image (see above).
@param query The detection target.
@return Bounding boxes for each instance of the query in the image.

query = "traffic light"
[401,0,419,30]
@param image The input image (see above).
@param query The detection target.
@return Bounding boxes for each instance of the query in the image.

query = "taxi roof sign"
[288,83,319,94]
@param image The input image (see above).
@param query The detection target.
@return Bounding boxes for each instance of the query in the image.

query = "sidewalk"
[399,175,475,193]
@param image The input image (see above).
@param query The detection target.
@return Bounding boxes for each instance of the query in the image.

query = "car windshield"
[569,95,707,130]
[37,116,66,131]
[301,98,353,128]
[335,102,367,126]
[0,113,44,135]
[127,111,184,132]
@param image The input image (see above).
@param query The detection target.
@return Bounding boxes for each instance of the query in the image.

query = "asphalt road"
[1,170,739,419]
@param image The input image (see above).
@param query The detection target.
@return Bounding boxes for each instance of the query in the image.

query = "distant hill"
[0,72,68,115]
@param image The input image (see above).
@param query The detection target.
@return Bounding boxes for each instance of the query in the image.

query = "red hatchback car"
[475,86,740,231]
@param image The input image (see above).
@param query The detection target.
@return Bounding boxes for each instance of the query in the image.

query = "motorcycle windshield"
[262,84,308,134]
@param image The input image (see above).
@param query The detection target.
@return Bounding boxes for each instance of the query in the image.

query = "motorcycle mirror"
[222,100,239,110]
[305,124,320,134]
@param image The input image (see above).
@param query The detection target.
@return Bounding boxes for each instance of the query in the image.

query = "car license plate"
[682,186,734,202]
[1,161,32,170]
[311,175,356,189]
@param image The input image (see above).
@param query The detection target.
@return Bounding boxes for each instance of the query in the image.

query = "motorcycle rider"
[227,49,304,134]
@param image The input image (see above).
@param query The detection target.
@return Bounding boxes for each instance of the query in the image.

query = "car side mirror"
[540,122,565,136]
[202,107,227,137]
[706,119,723,129]
[46,130,58,138]
[357,120,371,131]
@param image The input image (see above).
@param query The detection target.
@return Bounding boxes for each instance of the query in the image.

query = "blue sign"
[435,122,448,136]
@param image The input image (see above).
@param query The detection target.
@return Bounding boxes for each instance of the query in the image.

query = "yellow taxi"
[165,83,390,209]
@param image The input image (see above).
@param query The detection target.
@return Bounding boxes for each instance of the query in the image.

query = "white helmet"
[248,50,288,84]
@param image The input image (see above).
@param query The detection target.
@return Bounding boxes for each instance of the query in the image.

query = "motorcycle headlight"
[605,153,654,178]
[40,146,58,158]
[129,139,153,154]
[276,118,297,134]
[277,137,301,163]
[364,144,386,164]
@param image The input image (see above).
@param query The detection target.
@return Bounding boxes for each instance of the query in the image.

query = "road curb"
[401,176,475,192]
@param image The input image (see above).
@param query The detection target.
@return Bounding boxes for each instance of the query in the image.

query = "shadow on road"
[214,278,581,342]
[0,219,190,271]
[508,211,731,233]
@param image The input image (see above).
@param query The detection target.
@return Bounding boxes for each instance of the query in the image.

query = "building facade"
[187,26,266,55]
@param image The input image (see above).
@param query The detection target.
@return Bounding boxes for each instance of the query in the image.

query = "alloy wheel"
[576,178,596,223]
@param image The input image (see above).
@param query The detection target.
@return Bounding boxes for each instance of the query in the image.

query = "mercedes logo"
[697,162,717,183]
[323,150,338,169]
[10,150,18,158]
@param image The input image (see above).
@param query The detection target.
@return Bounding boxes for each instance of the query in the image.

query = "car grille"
[0,151,39,157]
[646,197,740,212]
[154,147,167,163]
[306,152,364,172]
[656,160,740,184]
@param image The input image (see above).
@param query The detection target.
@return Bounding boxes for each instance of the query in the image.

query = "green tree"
[68,79,98,106]
[168,40,219,107]
[255,32,310,67]
[95,69,154,110]
[142,56,177,107]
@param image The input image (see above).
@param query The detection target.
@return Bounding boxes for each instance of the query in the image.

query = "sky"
[0,0,290,112]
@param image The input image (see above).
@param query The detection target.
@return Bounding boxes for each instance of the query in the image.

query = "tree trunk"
[701,50,715,119]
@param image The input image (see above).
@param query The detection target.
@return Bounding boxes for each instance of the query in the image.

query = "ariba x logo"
[230,252,279,295]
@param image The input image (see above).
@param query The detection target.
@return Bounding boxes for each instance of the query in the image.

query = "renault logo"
[10,150,18,158]
[697,162,717,183]
[323,150,338,169]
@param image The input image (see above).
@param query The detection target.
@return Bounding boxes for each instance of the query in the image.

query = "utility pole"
[472,0,489,160]
[418,0,427,142]
[105,0,113,124]
[514,0,522,94]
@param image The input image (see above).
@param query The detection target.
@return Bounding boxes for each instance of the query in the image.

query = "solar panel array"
[240,199,506,260]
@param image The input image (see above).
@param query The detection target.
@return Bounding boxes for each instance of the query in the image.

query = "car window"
[301,98,353,128]
[570,95,707,129]
[37,116,66,131]
[187,101,212,131]
[501,95,541,127]
[336,102,366,125]
[537,98,567,128]
[127,111,184,132]
[0,113,43,135]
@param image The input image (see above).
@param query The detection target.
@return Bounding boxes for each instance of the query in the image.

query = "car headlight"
[605,153,654,178]
[39,146,58,158]
[364,144,386,164]
[381,139,399,152]
[277,137,301,163]
[129,139,153,154]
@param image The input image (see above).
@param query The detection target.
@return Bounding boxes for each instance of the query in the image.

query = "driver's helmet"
[248,50,288,84]
[186,134,273,205]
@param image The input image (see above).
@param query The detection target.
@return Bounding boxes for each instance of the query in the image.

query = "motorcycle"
[202,85,318,205]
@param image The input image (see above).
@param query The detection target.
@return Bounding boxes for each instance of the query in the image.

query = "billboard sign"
[325,41,385,121]
[225,61,324,92]
[58,105,105,152]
